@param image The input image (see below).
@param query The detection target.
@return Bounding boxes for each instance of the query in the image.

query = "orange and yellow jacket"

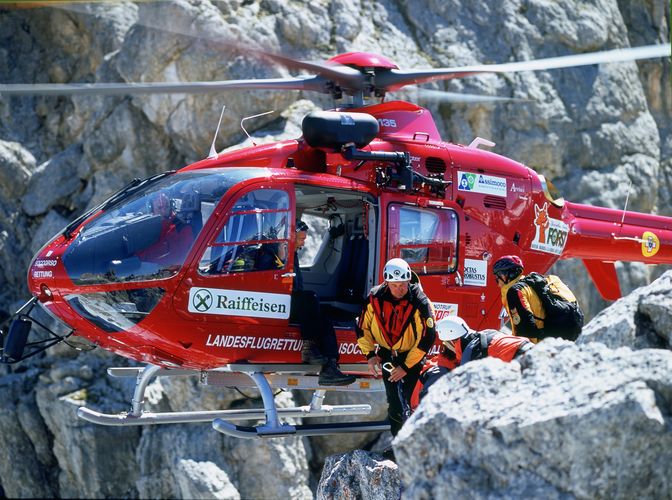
[356,283,436,371]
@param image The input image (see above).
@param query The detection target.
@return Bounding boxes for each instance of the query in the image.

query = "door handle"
[281,272,296,278]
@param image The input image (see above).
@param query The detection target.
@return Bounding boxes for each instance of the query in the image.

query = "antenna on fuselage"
[241,110,275,147]
[208,105,226,159]
[619,179,632,227]
[611,179,646,243]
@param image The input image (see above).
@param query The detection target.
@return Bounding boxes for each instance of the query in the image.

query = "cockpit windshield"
[63,168,260,285]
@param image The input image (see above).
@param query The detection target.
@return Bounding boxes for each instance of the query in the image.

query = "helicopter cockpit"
[61,169,251,285]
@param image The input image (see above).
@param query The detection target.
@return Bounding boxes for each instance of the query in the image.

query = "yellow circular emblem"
[642,231,660,258]
[426,318,434,328]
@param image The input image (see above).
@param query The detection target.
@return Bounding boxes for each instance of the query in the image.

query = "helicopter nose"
[27,237,68,302]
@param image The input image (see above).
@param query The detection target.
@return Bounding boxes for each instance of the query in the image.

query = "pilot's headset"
[328,214,345,239]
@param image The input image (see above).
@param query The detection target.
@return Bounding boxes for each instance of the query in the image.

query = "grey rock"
[579,270,672,349]
[396,340,672,499]
[317,449,400,500]
[30,209,70,256]
[299,389,389,466]
[221,391,314,499]
[21,144,87,217]
[175,459,240,499]
[0,372,56,498]
[0,140,35,199]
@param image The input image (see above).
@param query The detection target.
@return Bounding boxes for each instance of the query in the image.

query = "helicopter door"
[383,198,491,332]
[176,185,295,332]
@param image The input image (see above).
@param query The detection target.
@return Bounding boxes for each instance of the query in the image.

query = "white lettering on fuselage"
[205,335,303,351]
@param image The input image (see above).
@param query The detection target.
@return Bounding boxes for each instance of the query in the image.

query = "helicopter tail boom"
[563,201,672,264]
[560,202,672,300]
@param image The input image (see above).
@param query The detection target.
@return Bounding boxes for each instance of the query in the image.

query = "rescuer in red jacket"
[410,315,533,409]
[356,258,436,436]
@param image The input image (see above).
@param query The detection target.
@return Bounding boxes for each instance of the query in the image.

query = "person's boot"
[301,340,328,365]
[318,359,356,386]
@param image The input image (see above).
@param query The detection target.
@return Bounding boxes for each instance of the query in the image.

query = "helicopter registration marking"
[188,287,290,319]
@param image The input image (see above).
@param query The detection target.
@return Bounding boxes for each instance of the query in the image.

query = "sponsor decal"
[433,302,459,321]
[189,287,290,319]
[457,171,507,197]
[642,231,660,258]
[531,202,569,255]
[510,182,526,194]
[464,259,488,286]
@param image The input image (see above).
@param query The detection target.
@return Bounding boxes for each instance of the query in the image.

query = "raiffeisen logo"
[188,288,290,319]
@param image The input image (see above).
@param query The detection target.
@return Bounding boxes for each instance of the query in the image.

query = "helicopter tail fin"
[581,259,621,300]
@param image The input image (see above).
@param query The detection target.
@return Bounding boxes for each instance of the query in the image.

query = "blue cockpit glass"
[63,168,263,285]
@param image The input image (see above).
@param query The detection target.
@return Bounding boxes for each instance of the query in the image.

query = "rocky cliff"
[0,0,670,498]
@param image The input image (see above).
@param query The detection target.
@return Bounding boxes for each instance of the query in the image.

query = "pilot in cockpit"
[255,241,288,271]
[138,191,199,266]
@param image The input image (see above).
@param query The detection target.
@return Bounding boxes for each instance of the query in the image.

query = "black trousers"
[381,358,422,436]
[290,290,339,360]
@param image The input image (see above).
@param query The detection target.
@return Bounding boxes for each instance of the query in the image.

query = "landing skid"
[77,363,390,438]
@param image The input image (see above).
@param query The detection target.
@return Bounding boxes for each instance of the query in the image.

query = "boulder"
[579,270,672,349]
[317,449,400,500]
[395,340,672,499]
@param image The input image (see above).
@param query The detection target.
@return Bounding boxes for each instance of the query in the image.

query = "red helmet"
[493,255,524,280]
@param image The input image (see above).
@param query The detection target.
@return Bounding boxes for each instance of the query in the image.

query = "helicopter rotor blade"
[0,76,329,97]
[376,44,671,89]
[223,44,366,90]
[404,87,535,103]
[46,0,367,92]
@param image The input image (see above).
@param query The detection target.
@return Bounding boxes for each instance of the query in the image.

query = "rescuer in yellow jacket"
[493,255,545,342]
[356,258,436,436]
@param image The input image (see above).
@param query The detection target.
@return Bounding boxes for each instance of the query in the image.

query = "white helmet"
[436,316,471,341]
[383,258,412,282]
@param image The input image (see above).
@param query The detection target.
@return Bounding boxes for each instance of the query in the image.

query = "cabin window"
[198,189,291,274]
[387,204,458,275]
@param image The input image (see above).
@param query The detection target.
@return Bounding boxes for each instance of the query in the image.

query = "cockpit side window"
[387,204,458,275]
[198,189,290,274]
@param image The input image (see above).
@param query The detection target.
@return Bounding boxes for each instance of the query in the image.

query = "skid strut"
[76,363,390,437]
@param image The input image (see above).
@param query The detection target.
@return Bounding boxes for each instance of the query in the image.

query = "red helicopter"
[1,42,670,438]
